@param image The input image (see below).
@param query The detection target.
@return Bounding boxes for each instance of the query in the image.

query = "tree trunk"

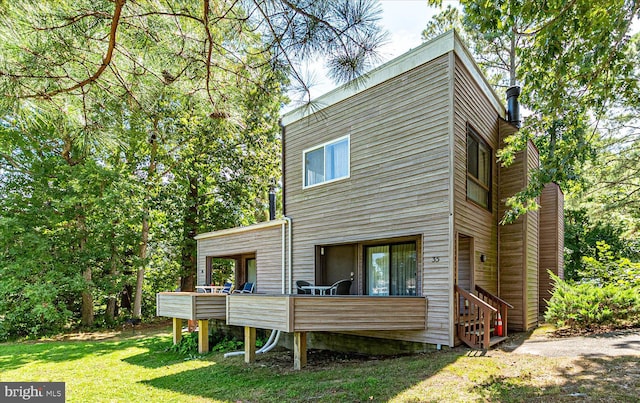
[79,212,93,326]
[180,174,199,292]
[132,122,159,319]
[105,241,118,324]
[509,28,517,86]
[81,267,94,326]
[133,213,148,318]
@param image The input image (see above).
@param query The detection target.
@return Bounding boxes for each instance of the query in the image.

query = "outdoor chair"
[328,279,352,295]
[233,282,255,293]
[220,282,233,294]
[296,280,312,294]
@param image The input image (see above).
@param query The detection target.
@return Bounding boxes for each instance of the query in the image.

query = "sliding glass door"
[366,242,417,296]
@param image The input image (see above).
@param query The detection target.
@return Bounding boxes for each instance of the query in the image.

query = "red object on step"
[496,312,503,337]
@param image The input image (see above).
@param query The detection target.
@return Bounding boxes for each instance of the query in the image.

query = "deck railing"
[455,285,497,349]
[475,285,514,338]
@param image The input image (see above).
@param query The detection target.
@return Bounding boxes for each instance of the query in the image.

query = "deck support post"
[172,318,182,344]
[293,331,307,370]
[198,320,209,353]
[244,326,256,364]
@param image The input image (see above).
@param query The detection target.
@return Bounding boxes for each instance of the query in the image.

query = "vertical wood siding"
[538,183,564,312]
[498,140,540,331]
[526,142,540,329]
[284,54,453,346]
[498,149,526,330]
[197,224,285,294]
[452,55,501,296]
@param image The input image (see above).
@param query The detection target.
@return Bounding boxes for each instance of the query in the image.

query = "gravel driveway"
[501,328,640,357]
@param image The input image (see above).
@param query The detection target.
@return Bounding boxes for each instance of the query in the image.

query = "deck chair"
[296,280,312,294]
[220,282,233,294]
[233,282,255,293]
[328,279,352,295]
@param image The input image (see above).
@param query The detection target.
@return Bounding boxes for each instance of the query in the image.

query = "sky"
[298,1,640,102]
[301,0,439,100]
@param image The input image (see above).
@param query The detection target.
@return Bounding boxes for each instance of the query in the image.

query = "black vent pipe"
[268,186,276,220]
[506,86,521,128]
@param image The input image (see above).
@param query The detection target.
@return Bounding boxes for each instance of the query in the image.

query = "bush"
[545,273,640,329]
[580,241,640,288]
[167,331,244,356]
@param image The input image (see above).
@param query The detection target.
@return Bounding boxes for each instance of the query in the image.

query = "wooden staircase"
[455,285,513,349]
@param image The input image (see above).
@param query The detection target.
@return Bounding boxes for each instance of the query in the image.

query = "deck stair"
[455,285,513,349]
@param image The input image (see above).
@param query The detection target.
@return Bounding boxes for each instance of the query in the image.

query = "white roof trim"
[194,219,287,240]
[281,30,505,126]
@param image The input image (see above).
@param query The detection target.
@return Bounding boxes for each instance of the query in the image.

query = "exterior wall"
[452,54,501,295]
[196,222,286,294]
[283,54,453,346]
[498,140,540,331]
[525,141,540,330]
[539,182,565,312]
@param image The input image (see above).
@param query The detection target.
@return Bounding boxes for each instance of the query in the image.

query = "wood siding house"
[157,31,564,363]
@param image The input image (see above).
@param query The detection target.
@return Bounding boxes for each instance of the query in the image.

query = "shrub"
[545,273,640,329]
[167,331,244,356]
[580,241,640,288]
[167,331,200,355]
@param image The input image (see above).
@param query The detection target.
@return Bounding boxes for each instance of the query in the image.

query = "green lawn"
[1,325,637,402]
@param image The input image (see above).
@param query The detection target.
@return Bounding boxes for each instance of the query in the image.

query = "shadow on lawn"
[0,335,165,372]
[142,349,463,402]
[473,355,640,401]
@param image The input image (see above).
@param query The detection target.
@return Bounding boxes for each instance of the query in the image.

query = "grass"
[1,323,638,402]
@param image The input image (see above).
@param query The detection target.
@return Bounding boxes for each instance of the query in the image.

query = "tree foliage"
[425,0,640,223]
[0,0,385,338]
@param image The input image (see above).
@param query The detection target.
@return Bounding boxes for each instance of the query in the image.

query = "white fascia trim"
[194,219,288,240]
[281,30,506,126]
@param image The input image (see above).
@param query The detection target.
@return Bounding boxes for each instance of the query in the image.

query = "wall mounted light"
[480,254,486,263]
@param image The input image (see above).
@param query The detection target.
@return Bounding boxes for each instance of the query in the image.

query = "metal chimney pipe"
[506,86,521,128]
[268,187,276,220]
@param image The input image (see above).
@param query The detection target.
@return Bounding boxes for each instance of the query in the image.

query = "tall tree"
[0,0,385,331]
[425,0,640,223]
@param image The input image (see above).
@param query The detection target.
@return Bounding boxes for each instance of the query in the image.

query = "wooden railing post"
[455,285,498,349]
[475,285,514,339]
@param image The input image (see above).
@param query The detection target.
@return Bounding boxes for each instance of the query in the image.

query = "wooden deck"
[226,294,428,332]
[156,292,226,321]
[157,292,428,368]
[156,292,227,353]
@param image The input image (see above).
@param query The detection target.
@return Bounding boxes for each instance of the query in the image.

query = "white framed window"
[303,135,350,188]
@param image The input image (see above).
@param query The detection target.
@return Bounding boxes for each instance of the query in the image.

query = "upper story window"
[467,126,492,209]
[303,135,350,188]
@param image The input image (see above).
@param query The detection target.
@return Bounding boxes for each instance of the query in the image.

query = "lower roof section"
[194,219,287,241]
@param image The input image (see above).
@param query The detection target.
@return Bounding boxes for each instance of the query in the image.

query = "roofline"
[281,30,505,126]
[194,219,287,240]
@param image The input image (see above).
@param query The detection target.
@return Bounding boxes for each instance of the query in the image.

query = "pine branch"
[24,0,126,100]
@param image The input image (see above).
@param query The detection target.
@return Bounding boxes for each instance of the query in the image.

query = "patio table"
[195,285,224,293]
[300,285,333,295]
